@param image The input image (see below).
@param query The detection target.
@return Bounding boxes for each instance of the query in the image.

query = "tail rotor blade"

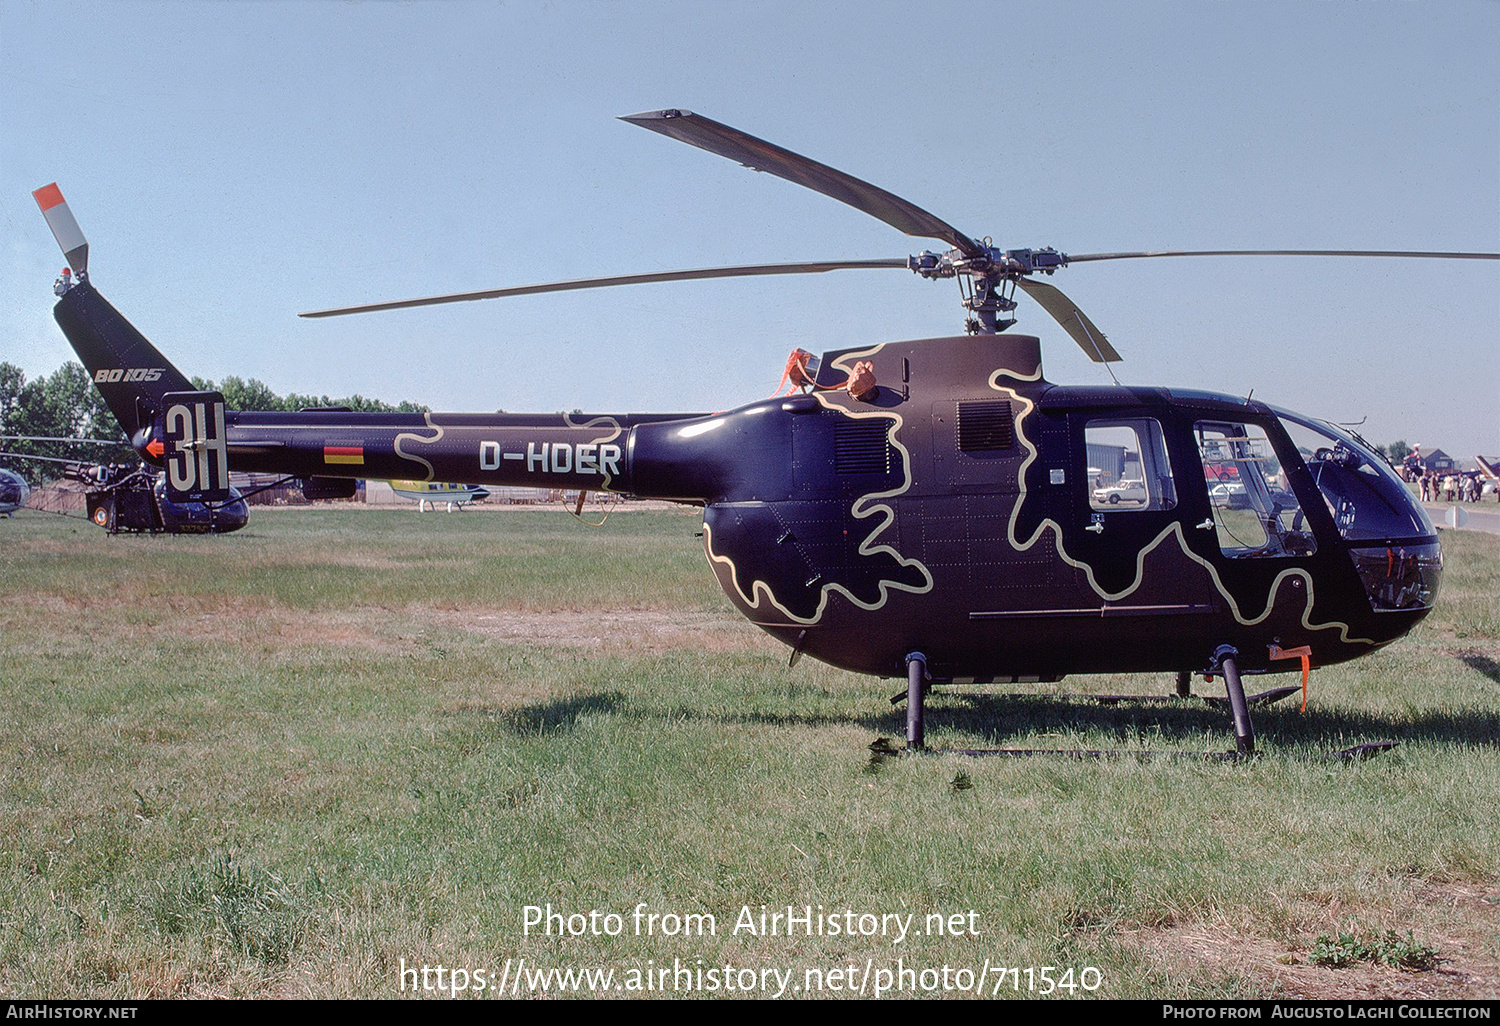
[32,183,88,276]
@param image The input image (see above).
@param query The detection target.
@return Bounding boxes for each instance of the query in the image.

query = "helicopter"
[76,461,250,535]
[33,112,1498,757]
[0,467,30,516]
[0,445,251,534]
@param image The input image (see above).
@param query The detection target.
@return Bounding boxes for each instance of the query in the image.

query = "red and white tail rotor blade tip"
[33,182,89,277]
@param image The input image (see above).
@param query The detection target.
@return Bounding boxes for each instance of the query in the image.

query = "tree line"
[0,361,426,481]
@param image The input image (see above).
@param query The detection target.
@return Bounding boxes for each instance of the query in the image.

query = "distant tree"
[1386,440,1412,464]
[0,363,38,476]
[48,362,120,441]
[0,361,131,474]
[17,364,90,442]
[218,376,285,411]
[283,391,429,413]
[191,375,429,414]
[0,362,27,431]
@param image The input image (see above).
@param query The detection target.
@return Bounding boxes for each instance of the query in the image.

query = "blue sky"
[3,0,1496,457]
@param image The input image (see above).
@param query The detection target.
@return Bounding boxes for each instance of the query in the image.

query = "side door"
[1066,412,1219,616]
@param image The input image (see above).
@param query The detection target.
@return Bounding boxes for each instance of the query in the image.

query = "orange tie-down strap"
[1269,644,1314,712]
[770,349,878,399]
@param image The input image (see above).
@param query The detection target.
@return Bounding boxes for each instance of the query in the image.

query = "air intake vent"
[834,418,892,475]
[958,400,1014,452]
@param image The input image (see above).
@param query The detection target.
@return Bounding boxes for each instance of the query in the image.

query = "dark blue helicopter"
[80,462,249,535]
[33,114,1498,756]
[0,447,249,535]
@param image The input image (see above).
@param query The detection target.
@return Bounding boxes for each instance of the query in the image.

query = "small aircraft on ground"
[32,113,1498,757]
[387,480,491,512]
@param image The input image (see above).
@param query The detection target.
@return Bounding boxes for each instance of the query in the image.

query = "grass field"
[2,508,1496,999]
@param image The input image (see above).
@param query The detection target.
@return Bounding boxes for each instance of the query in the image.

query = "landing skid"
[889,683,1303,708]
[892,651,1395,762]
[882,740,1397,763]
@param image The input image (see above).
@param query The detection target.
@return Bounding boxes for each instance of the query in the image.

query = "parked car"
[1093,480,1147,506]
[1209,481,1250,509]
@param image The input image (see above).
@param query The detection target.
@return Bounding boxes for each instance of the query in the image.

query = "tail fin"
[35,184,194,440]
[51,283,195,439]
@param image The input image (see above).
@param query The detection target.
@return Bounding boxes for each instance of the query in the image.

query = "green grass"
[1,510,1496,998]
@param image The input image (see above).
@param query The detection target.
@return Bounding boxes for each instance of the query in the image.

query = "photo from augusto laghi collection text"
[397,901,1106,997]
[1164,1009,1493,1020]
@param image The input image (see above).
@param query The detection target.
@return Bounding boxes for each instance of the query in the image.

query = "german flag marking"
[323,445,365,465]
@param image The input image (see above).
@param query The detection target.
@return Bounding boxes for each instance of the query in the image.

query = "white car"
[1208,482,1250,509]
[1092,480,1147,505]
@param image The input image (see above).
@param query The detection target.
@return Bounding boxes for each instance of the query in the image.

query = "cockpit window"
[1195,420,1315,558]
[1274,411,1435,542]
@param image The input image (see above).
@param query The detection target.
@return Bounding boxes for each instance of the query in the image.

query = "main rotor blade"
[0,435,128,445]
[0,451,93,467]
[1015,278,1122,364]
[1065,249,1500,263]
[621,109,986,259]
[299,259,908,318]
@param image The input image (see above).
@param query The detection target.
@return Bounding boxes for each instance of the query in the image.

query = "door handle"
[1196,518,1215,530]
[1085,522,1104,534]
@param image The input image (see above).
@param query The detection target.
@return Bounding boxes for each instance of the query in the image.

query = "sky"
[2,0,1496,459]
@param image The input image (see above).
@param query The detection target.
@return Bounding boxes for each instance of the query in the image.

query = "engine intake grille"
[834,418,893,475]
[958,400,1014,452]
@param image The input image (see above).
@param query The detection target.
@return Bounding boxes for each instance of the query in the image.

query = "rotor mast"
[907,245,1067,335]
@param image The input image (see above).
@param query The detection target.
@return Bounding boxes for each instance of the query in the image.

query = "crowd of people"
[1399,448,1494,503]
[1416,470,1487,503]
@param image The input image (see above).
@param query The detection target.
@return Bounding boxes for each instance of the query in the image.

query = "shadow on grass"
[496,691,626,736]
[1459,652,1500,686]
[929,692,1500,750]
[614,691,1500,752]
[455,683,1498,752]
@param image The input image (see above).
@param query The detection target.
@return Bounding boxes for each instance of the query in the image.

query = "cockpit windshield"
[1272,408,1435,543]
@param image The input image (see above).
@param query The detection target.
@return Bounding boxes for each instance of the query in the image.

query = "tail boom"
[45,255,716,500]
[220,410,697,494]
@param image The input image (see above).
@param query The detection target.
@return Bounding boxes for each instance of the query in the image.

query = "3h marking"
[164,398,228,498]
